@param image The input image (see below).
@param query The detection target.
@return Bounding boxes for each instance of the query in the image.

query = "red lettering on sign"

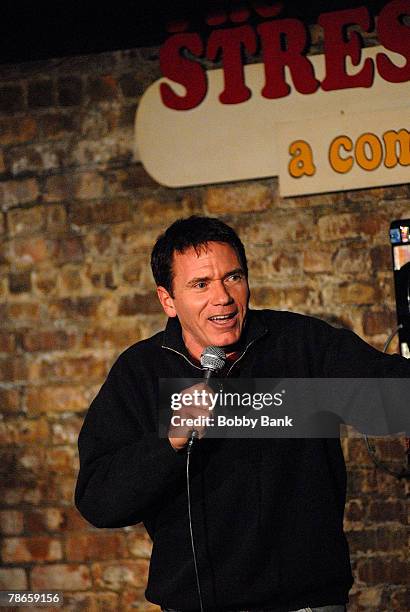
[319,7,374,91]
[159,1,410,110]
[253,1,283,19]
[377,0,410,83]
[207,26,257,104]
[258,19,319,98]
[160,33,207,110]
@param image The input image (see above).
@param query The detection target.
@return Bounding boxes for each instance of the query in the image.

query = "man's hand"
[168,382,215,450]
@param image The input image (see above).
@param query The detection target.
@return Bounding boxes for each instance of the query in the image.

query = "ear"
[156,286,177,318]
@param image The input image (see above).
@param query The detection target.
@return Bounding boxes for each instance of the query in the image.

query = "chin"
[211,332,239,347]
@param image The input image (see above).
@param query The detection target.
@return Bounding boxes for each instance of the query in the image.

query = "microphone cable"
[364,323,410,479]
[185,346,226,611]
[382,323,403,353]
[186,430,204,612]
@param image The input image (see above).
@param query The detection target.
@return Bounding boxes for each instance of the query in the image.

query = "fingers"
[168,383,215,450]
[168,405,212,448]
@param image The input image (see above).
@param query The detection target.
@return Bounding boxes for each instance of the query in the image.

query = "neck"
[182,335,243,364]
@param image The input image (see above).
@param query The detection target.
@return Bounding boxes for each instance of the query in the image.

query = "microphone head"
[200,346,226,372]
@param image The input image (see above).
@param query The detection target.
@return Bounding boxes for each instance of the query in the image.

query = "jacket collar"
[161,309,268,368]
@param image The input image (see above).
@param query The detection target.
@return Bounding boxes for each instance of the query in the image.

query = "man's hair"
[151,216,248,294]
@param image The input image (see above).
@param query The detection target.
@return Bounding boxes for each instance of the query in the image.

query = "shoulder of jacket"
[109,329,165,372]
[256,309,341,340]
[256,308,325,328]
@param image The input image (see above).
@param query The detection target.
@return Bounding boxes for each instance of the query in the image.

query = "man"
[75,216,409,612]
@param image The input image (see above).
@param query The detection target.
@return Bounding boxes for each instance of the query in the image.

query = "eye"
[194,281,208,289]
[226,272,243,283]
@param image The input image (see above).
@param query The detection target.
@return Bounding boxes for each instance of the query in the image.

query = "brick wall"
[0,30,409,612]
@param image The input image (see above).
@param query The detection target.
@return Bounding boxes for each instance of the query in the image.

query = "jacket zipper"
[162,336,261,376]
[226,337,259,376]
[161,345,203,370]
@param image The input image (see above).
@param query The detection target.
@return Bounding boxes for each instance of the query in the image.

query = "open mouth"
[208,311,237,324]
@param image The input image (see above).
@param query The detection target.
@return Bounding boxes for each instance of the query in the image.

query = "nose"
[210,280,233,305]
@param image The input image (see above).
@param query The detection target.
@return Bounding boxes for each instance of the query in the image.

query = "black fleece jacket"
[75,310,410,611]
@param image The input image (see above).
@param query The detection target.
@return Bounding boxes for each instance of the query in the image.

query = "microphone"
[188,346,226,450]
[200,345,226,381]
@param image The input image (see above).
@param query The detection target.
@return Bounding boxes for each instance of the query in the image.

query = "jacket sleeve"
[322,324,410,378]
[320,322,410,435]
[75,351,186,528]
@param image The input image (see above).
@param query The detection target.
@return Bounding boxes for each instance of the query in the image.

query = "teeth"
[210,314,233,320]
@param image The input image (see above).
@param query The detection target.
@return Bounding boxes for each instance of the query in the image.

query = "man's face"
[157,242,250,360]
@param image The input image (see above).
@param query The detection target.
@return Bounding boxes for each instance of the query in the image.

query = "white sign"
[135,47,410,196]
[277,109,410,196]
